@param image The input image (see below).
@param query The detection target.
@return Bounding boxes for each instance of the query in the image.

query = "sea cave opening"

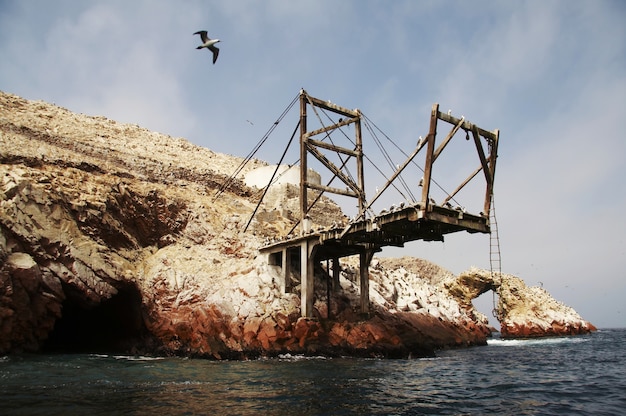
[42,283,152,354]
[473,290,501,332]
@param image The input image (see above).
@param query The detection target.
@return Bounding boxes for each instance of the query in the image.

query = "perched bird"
[194,30,220,64]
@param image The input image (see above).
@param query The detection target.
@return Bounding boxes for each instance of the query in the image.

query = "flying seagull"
[194,30,220,64]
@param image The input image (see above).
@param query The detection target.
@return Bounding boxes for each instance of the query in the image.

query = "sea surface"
[1,328,624,415]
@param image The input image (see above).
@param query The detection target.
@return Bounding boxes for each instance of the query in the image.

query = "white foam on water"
[487,336,589,347]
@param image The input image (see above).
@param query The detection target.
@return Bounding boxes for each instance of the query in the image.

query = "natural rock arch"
[445,269,499,312]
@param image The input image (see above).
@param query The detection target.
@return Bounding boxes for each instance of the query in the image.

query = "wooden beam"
[441,164,483,206]
[307,138,359,157]
[306,181,358,198]
[421,104,439,211]
[282,248,290,294]
[359,141,422,218]
[433,116,465,162]
[332,257,340,292]
[484,129,499,215]
[471,125,491,185]
[355,114,366,217]
[305,94,360,118]
[438,111,498,142]
[306,142,360,194]
[359,248,375,314]
[305,116,360,138]
[301,240,316,317]
[300,92,308,233]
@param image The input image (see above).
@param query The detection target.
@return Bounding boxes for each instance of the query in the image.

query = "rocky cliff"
[0,91,595,358]
[445,268,596,338]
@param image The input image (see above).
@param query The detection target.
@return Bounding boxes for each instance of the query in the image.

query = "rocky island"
[0,91,595,358]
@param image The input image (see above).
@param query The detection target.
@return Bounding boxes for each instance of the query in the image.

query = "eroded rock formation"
[0,91,594,358]
[446,268,596,338]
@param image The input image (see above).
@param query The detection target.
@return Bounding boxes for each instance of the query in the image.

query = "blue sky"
[1,1,625,328]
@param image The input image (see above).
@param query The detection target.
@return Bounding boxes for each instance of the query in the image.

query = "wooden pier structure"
[260,90,499,318]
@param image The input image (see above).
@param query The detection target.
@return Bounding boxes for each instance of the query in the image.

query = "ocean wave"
[88,354,166,361]
[487,336,589,347]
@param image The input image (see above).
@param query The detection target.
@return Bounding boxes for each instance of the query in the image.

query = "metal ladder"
[489,192,502,319]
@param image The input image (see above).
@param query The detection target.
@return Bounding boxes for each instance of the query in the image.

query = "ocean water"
[1,329,624,415]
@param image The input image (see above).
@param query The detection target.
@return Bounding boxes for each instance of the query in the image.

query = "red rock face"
[500,320,597,339]
[138,301,492,360]
[0,253,63,353]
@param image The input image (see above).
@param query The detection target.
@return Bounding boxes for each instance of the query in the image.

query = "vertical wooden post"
[332,257,340,292]
[326,259,331,318]
[282,248,290,294]
[359,248,371,314]
[300,239,315,317]
[421,104,439,212]
[355,110,366,217]
[299,91,308,234]
[484,129,499,215]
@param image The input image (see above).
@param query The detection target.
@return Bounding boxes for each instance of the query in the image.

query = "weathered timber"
[264,91,498,318]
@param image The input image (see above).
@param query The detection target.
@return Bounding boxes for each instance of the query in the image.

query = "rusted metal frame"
[441,164,482,206]
[421,104,439,213]
[306,143,360,195]
[305,116,360,138]
[438,112,497,142]
[433,116,466,162]
[307,138,359,157]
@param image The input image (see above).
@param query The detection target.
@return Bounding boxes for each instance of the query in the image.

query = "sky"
[1,0,625,328]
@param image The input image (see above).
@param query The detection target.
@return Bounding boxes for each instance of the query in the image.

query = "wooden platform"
[257,91,498,318]
[261,202,489,258]
[260,202,489,318]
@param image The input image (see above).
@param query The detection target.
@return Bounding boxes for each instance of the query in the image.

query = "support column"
[359,249,370,314]
[299,91,308,233]
[421,103,439,213]
[359,248,377,315]
[332,257,340,292]
[300,239,316,317]
[281,248,290,293]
